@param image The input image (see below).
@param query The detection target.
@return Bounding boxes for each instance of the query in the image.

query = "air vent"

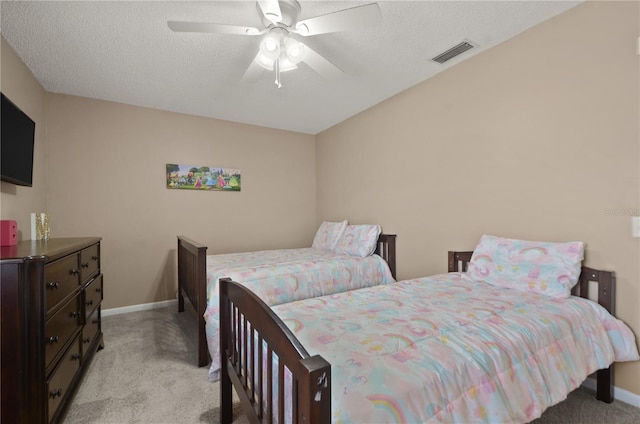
[432,41,475,64]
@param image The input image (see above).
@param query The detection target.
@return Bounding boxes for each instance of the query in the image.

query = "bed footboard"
[448,250,616,403]
[177,236,209,367]
[220,278,331,424]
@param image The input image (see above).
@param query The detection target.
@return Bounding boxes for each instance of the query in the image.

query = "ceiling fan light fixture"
[255,53,275,71]
[278,55,298,72]
[284,37,305,64]
[256,33,282,70]
[261,35,280,54]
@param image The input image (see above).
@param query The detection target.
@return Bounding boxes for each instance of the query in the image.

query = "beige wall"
[0,38,48,236]
[1,38,316,311]
[44,94,316,309]
[2,1,638,396]
[317,1,639,395]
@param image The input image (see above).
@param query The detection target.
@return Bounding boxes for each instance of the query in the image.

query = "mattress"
[204,247,395,381]
[271,272,639,423]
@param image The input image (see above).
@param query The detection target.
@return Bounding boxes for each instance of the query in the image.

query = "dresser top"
[0,237,101,262]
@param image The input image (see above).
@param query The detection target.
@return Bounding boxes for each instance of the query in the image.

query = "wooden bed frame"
[219,250,616,424]
[448,251,615,403]
[177,233,397,367]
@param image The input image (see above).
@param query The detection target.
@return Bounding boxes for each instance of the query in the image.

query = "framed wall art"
[166,164,241,191]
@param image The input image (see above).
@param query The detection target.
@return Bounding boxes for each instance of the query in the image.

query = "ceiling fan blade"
[167,21,262,36]
[294,3,381,36]
[258,0,282,24]
[300,44,343,79]
[241,52,266,83]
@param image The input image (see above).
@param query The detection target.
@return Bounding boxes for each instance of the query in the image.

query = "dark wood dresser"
[1,237,104,423]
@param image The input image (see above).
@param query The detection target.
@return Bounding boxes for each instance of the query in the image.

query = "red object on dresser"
[0,220,17,246]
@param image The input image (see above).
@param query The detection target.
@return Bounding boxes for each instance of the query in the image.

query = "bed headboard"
[375,234,396,280]
[448,251,473,273]
[447,250,616,315]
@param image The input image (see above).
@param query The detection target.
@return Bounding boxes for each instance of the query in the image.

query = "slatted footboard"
[448,250,616,403]
[220,278,331,424]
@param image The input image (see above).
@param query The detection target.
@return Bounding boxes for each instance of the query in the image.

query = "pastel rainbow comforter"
[204,247,395,381]
[272,272,639,423]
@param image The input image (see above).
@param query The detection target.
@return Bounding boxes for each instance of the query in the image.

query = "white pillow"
[466,234,584,298]
[333,224,381,257]
[312,220,348,251]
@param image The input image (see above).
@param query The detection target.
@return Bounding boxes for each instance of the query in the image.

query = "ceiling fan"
[168,0,381,88]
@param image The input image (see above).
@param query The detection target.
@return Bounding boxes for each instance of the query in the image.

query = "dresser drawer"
[79,244,100,283]
[84,274,103,319]
[47,335,81,423]
[81,307,101,359]
[45,296,82,371]
[44,254,80,314]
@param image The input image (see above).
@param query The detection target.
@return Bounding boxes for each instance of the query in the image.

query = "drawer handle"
[91,256,99,261]
[82,337,91,344]
[95,288,103,293]
[81,263,90,269]
[71,354,81,361]
[92,319,100,325]
[70,311,81,318]
[47,281,60,290]
[49,388,62,399]
[86,300,94,306]
[48,336,59,344]
[70,269,80,276]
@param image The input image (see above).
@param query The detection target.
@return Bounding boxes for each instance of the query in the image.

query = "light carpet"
[65,307,640,423]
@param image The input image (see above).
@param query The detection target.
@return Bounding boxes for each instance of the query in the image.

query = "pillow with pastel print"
[312,220,348,251]
[466,234,584,298]
[333,224,382,257]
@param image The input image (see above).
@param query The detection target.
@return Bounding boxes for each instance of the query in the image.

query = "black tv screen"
[1,92,36,187]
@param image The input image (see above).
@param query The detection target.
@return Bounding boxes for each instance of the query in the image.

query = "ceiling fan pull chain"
[275,57,282,88]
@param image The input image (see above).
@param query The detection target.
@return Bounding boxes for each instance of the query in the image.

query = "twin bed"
[177,223,397,374]
[218,236,640,423]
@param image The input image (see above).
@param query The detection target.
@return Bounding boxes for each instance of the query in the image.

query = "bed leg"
[178,289,184,313]
[177,237,185,313]
[596,364,614,403]
[220,358,233,424]
[198,328,209,367]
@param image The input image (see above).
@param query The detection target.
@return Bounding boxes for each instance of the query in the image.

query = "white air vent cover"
[432,41,475,64]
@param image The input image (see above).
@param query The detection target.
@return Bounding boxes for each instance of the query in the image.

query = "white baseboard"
[582,377,640,407]
[102,299,178,317]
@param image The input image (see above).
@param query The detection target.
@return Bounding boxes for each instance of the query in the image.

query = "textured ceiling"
[1,1,580,134]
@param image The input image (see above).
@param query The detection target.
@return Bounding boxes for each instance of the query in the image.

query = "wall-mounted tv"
[1,92,36,187]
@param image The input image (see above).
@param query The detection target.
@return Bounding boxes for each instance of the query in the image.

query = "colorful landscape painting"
[166,164,241,191]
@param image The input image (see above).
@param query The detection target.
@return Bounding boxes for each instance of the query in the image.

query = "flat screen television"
[1,92,36,187]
